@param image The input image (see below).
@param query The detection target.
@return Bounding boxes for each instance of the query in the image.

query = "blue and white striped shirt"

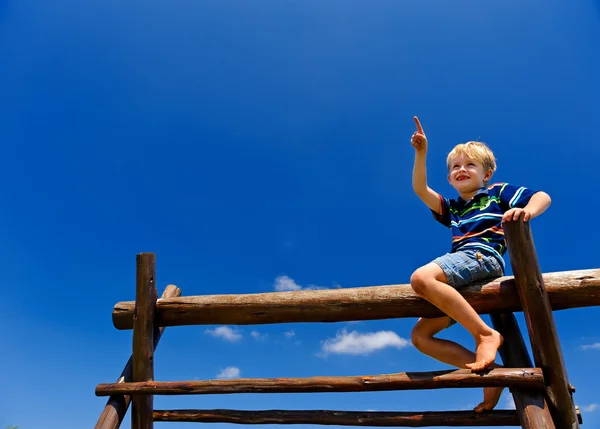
[431,183,538,268]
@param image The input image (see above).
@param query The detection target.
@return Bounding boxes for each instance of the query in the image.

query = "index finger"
[414,116,424,134]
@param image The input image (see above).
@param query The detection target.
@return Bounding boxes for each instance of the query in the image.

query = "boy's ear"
[484,169,493,182]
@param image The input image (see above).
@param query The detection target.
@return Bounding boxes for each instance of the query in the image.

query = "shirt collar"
[457,187,488,204]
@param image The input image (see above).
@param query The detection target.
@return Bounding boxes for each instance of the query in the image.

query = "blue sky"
[1,1,599,428]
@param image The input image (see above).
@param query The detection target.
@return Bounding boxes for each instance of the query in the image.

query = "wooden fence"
[94,221,600,429]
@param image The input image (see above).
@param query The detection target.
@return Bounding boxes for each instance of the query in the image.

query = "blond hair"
[447,141,497,176]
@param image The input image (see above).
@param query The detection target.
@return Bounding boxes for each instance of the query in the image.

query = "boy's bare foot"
[465,330,503,371]
[474,387,504,413]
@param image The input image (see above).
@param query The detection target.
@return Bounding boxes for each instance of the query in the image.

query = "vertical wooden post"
[504,221,579,429]
[491,312,555,429]
[131,253,157,429]
[95,285,181,429]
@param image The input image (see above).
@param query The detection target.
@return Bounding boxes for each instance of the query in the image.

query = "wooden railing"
[94,221,599,429]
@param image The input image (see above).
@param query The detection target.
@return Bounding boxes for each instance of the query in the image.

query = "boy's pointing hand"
[411,116,428,152]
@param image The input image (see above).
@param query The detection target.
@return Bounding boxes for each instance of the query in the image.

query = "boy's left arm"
[502,191,552,223]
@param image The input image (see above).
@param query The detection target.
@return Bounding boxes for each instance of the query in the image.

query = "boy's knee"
[410,268,430,297]
[410,325,430,352]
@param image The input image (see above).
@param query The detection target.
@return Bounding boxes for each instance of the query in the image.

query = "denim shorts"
[433,249,504,289]
[432,249,504,328]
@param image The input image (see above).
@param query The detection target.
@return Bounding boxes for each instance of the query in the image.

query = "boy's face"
[447,154,493,195]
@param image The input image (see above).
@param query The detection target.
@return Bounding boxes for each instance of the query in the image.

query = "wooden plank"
[491,313,555,429]
[504,222,579,429]
[152,409,521,426]
[112,268,600,329]
[96,368,543,396]
[94,285,181,429]
[131,253,157,429]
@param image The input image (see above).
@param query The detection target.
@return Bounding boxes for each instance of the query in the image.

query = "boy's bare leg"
[410,263,503,371]
[412,317,504,412]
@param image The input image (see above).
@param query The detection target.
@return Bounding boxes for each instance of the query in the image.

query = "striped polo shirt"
[431,182,538,268]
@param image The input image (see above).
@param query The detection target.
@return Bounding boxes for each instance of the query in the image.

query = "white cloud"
[583,404,598,412]
[274,275,302,291]
[274,275,340,291]
[320,329,410,356]
[579,342,600,350]
[284,330,295,338]
[217,366,240,379]
[251,330,267,341]
[205,326,242,342]
[304,284,330,290]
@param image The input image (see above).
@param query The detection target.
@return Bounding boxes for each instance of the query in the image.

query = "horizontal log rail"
[153,409,523,426]
[113,268,600,329]
[96,368,543,396]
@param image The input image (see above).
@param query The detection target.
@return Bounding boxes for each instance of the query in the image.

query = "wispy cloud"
[320,329,410,356]
[275,275,302,291]
[284,330,295,338]
[504,394,516,410]
[274,275,340,291]
[251,330,267,341]
[205,326,242,342]
[579,342,600,350]
[582,404,598,412]
[217,366,240,379]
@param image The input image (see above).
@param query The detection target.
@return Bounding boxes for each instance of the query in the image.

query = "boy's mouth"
[456,175,469,181]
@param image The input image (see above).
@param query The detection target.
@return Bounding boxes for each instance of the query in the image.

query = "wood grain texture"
[131,253,157,429]
[113,269,600,329]
[96,368,543,396]
[152,409,522,426]
[504,222,579,429]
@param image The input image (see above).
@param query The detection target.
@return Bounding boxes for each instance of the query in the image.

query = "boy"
[409,116,551,412]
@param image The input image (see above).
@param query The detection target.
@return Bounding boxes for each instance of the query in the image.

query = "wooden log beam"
[152,409,522,426]
[504,222,579,429]
[132,253,157,429]
[94,285,181,429]
[112,268,600,329]
[491,313,555,429]
[96,368,543,396]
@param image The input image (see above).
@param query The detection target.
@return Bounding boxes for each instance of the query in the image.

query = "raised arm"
[411,116,442,214]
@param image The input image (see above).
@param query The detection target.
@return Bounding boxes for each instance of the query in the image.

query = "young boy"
[409,116,551,412]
